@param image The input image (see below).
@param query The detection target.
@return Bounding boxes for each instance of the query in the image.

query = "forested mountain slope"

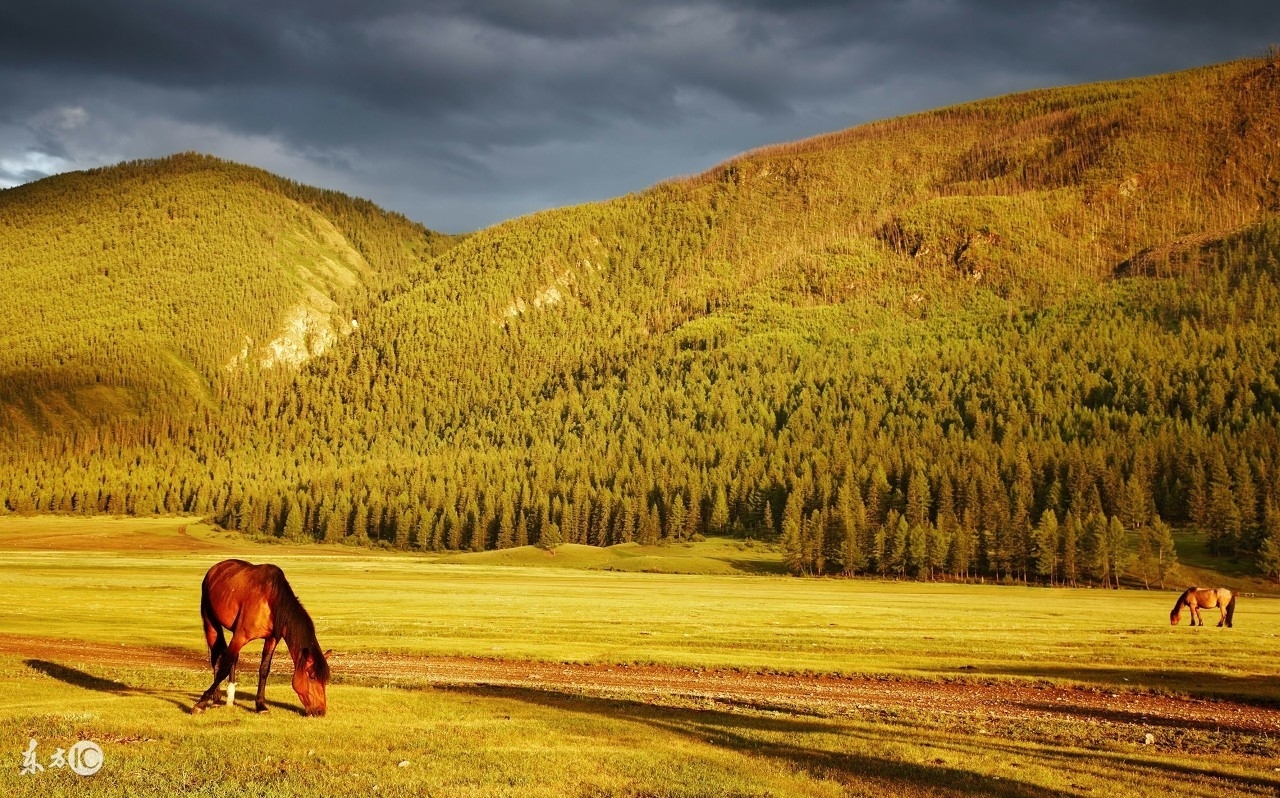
[0,153,454,434]
[3,56,1280,586]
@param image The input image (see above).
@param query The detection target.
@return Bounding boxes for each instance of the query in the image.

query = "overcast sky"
[1,1,1276,233]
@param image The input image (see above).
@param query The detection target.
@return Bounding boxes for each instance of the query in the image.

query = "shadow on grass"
[447,683,1280,796]
[23,659,304,715]
[975,663,1280,708]
[723,557,789,576]
[1019,699,1273,736]
[26,659,135,694]
[444,683,1068,798]
[910,730,1280,792]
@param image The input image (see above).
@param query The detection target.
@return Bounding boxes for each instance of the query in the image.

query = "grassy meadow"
[3,516,1280,796]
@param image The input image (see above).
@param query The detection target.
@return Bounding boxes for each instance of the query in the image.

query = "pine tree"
[781,489,805,574]
[807,508,826,575]
[1208,451,1239,554]
[1150,515,1178,589]
[952,504,977,579]
[415,511,433,550]
[1234,454,1259,553]
[887,512,909,578]
[283,500,304,540]
[667,494,688,542]
[540,521,562,553]
[466,496,485,551]
[836,480,866,575]
[867,465,891,527]
[1033,508,1059,585]
[905,465,931,529]
[1186,460,1209,530]
[1134,521,1155,589]
[1258,499,1280,582]
[871,519,888,577]
[1009,494,1032,583]
[709,486,730,534]
[617,498,635,544]
[445,505,461,550]
[324,506,345,543]
[1061,511,1080,587]
[639,503,662,546]
[1119,471,1151,529]
[1106,515,1131,589]
[924,521,946,581]
[352,501,369,541]
[1085,512,1110,587]
[684,495,702,540]
[515,510,530,547]
[496,501,515,549]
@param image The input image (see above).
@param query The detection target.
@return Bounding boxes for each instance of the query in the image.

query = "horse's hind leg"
[220,630,253,707]
[193,630,249,713]
[227,653,239,706]
[255,637,279,713]
[194,623,228,713]
[201,591,226,671]
[193,651,233,713]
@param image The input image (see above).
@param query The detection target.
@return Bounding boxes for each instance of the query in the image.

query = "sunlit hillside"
[0,153,454,434]
[3,55,1279,587]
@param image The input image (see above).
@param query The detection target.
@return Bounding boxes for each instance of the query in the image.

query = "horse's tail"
[1225,591,1237,628]
[200,576,227,670]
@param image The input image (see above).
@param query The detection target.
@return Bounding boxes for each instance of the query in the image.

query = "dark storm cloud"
[1,1,1277,231]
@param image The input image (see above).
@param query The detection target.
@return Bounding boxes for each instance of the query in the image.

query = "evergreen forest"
[4,54,1280,586]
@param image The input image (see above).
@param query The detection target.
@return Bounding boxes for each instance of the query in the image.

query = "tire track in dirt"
[4,633,1277,736]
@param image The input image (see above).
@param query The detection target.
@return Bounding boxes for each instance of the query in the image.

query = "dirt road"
[3,633,1276,737]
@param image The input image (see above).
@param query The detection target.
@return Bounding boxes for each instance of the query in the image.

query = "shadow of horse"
[23,659,302,715]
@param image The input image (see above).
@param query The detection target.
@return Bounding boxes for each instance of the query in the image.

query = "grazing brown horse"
[192,559,331,716]
[1170,587,1236,628]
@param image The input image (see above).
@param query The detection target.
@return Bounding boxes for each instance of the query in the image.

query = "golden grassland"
[2,517,1280,796]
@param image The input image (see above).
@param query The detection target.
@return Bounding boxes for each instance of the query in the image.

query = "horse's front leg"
[255,637,279,712]
[1191,606,1202,626]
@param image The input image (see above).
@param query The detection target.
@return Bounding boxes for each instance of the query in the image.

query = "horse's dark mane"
[271,570,330,682]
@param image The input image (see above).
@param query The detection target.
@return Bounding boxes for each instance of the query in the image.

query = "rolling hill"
[2,54,1279,588]
[0,153,456,434]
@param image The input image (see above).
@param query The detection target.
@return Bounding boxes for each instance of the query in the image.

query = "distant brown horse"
[192,559,331,716]
[1170,587,1236,628]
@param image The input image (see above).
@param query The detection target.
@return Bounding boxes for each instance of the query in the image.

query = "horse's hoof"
[191,704,204,715]
[255,704,270,713]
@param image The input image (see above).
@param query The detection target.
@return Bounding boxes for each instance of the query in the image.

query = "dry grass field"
[2,516,1279,797]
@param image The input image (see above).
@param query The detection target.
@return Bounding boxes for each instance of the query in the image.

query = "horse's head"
[293,647,332,716]
[1169,606,1181,625]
